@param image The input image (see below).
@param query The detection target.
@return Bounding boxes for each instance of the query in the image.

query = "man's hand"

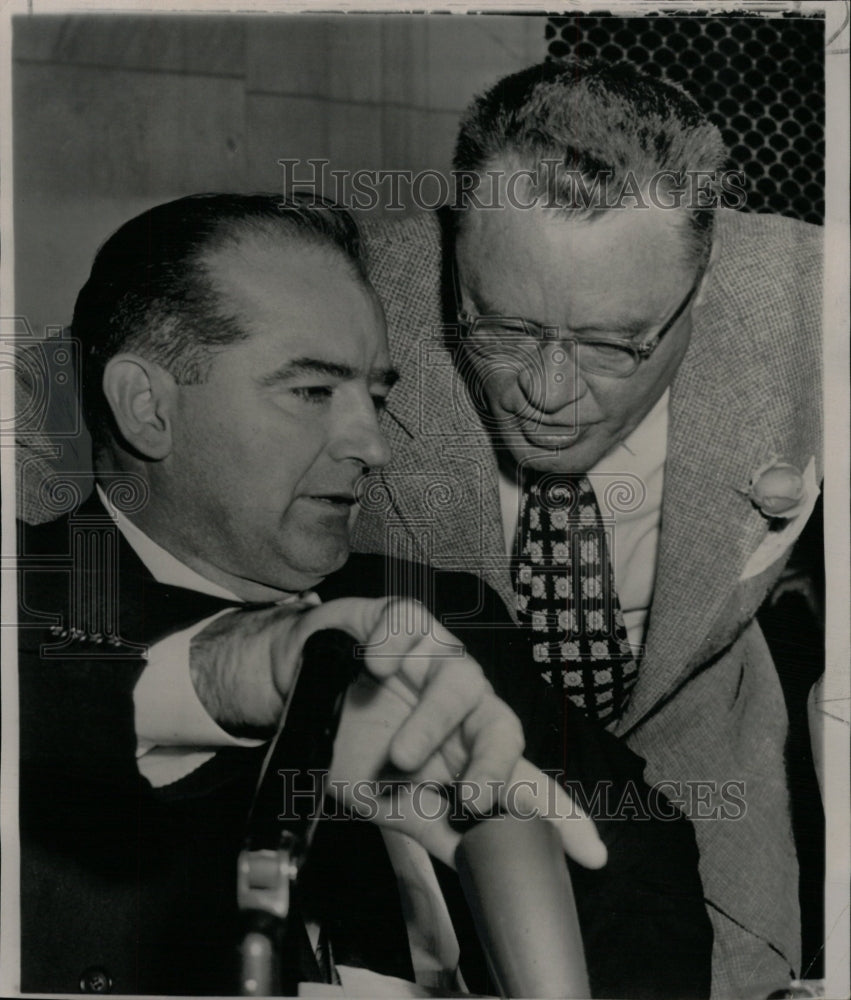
[189,601,317,737]
[288,597,606,870]
[191,597,607,870]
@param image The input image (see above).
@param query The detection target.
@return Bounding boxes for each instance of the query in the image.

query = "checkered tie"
[515,473,638,725]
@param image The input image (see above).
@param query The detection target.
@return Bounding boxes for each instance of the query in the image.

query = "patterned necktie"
[515,473,638,726]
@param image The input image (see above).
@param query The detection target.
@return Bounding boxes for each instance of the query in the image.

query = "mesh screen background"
[546,14,825,225]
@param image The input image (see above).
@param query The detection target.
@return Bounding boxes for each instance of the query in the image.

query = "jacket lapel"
[66,492,241,645]
[615,273,773,734]
[376,339,513,613]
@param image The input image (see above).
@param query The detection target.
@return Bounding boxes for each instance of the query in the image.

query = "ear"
[102,354,176,460]
[692,235,721,310]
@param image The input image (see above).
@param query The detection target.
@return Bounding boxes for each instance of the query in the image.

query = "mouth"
[519,424,583,448]
[304,493,358,512]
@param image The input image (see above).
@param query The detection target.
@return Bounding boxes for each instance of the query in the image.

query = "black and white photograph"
[1,3,848,998]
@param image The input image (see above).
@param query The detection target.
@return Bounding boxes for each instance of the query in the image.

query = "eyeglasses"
[457,276,701,379]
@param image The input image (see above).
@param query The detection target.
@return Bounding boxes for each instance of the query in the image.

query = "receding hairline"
[196,224,386,360]
[200,217,370,292]
[455,161,703,276]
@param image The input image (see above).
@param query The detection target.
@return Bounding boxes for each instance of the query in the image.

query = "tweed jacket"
[352,208,823,995]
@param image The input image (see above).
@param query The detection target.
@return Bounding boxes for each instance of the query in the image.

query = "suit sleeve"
[17,560,259,853]
[17,560,265,994]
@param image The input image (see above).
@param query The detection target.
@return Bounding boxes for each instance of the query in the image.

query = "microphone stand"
[236,629,359,996]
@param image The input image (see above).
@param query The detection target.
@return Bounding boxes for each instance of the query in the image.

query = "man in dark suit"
[18,193,711,997]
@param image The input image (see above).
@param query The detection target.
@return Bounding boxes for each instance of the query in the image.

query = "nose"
[331,395,392,470]
[517,340,585,414]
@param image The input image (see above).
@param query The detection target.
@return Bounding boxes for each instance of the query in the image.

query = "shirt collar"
[95,485,306,605]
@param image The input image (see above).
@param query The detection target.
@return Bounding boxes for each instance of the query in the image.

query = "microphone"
[455,812,590,999]
[244,628,359,853]
[238,628,359,996]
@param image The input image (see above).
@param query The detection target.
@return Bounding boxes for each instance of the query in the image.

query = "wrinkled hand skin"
[190,603,311,737]
[189,597,607,870]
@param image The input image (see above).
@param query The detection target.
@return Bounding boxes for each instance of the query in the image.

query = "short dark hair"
[454,59,727,264]
[73,193,367,452]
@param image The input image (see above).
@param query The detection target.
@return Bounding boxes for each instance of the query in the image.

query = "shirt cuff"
[134,609,265,757]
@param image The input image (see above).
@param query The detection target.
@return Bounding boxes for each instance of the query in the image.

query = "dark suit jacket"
[18,498,711,997]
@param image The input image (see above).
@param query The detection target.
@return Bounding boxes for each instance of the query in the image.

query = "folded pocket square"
[740,457,819,581]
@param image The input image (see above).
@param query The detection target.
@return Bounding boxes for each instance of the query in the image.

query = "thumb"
[289,596,395,649]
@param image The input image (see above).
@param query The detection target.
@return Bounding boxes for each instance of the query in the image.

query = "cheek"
[582,379,640,436]
[589,366,668,435]
[187,391,289,460]
[250,429,338,521]
[175,392,247,458]
[469,358,521,415]
[174,399,312,500]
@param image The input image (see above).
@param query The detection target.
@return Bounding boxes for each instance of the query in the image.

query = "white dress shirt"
[96,486,315,787]
[498,390,669,654]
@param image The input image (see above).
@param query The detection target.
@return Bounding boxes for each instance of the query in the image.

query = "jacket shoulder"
[702,210,823,472]
[360,211,443,258]
[17,514,76,629]
[18,511,72,554]
[713,209,822,313]
[359,212,449,357]
[716,208,821,251]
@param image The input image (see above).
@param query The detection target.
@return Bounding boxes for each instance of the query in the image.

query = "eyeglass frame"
[455,270,702,379]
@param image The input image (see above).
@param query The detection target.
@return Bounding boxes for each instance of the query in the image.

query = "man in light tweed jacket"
[351,61,823,998]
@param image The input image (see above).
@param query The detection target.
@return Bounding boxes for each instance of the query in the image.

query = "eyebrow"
[471,297,648,339]
[257,357,400,388]
[572,318,648,338]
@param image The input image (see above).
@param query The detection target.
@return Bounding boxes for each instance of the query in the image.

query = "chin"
[287,543,351,589]
[507,444,601,475]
